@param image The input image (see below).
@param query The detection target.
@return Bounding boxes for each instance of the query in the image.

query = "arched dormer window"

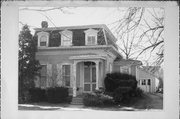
[59,30,73,46]
[37,31,49,47]
[84,28,98,45]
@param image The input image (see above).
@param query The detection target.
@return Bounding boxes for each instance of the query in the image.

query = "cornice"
[38,45,111,51]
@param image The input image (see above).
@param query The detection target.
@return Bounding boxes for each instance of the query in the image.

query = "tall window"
[60,30,72,46]
[62,65,71,86]
[40,65,47,88]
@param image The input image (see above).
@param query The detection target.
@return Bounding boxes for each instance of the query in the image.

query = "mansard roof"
[34,24,118,48]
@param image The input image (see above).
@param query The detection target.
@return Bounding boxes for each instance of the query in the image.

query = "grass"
[120,93,163,109]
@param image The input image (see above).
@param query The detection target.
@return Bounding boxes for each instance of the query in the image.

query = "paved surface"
[146,93,163,109]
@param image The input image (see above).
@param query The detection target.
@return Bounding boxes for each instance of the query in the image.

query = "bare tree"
[108,7,164,65]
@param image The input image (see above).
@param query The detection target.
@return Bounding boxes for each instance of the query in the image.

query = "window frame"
[141,79,146,85]
[86,35,96,45]
[84,28,98,46]
[60,30,73,47]
[40,64,47,88]
[37,31,49,47]
[61,63,71,87]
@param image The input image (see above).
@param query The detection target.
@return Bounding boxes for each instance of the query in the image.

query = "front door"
[84,62,96,92]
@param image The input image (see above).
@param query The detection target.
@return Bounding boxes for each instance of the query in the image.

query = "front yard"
[18,93,163,111]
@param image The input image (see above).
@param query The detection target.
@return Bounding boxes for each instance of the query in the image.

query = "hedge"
[46,87,69,103]
[28,87,70,103]
[28,88,47,102]
[104,72,137,92]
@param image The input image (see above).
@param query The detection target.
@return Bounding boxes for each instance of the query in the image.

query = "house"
[34,21,157,97]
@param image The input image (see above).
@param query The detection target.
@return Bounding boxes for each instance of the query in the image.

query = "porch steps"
[71,97,83,105]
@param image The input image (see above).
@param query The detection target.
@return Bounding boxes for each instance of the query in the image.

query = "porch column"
[100,61,104,87]
[73,61,77,97]
[95,61,99,90]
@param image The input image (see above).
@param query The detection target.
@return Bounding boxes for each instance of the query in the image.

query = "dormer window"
[84,28,98,45]
[37,31,49,47]
[40,36,47,46]
[59,30,72,46]
[87,36,96,45]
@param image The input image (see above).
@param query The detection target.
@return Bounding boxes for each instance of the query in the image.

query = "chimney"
[41,21,48,28]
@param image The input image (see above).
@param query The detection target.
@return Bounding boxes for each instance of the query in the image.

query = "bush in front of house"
[19,90,31,104]
[28,88,47,102]
[104,72,139,104]
[99,93,115,106]
[46,87,69,103]
[83,93,103,106]
[104,72,137,92]
[83,92,114,107]
[113,87,132,103]
[131,87,143,97]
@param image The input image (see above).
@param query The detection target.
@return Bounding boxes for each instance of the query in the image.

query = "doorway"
[83,62,96,92]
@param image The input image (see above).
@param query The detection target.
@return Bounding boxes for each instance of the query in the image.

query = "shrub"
[99,93,114,106]
[83,93,103,106]
[19,90,31,104]
[132,87,143,97]
[46,87,69,103]
[104,72,137,92]
[113,87,132,103]
[83,93,114,107]
[28,88,46,102]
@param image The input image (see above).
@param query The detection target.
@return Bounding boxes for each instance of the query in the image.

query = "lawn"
[18,93,163,111]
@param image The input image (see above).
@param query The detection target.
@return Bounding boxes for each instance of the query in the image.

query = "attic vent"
[41,21,48,28]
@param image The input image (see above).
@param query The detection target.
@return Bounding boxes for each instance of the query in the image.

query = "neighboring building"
[136,66,159,93]
[34,21,158,97]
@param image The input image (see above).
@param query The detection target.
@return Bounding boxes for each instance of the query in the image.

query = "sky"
[19,7,164,66]
[19,7,125,32]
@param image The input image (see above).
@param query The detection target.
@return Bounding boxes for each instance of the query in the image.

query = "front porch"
[70,55,107,97]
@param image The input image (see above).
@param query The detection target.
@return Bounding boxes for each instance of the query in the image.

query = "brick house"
[34,21,157,97]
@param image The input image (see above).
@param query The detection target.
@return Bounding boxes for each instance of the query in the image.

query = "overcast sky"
[19,7,126,32]
[19,7,164,66]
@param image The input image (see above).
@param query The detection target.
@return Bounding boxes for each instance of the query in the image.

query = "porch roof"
[113,59,142,66]
[69,54,106,60]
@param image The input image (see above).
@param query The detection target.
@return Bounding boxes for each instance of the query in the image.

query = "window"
[87,36,96,45]
[60,30,72,46]
[120,66,130,74]
[40,35,47,46]
[37,32,49,47]
[62,65,71,86]
[142,79,146,85]
[40,65,47,88]
[148,79,151,85]
[84,28,98,45]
